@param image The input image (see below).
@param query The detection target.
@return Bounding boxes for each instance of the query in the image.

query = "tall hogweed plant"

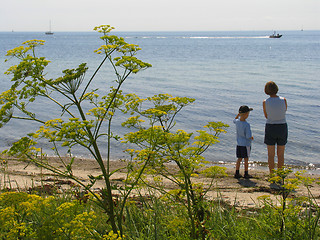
[256,168,320,239]
[0,25,229,239]
[0,25,151,236]
[121,93,229,239]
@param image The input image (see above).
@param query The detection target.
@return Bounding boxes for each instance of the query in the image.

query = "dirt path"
[1,157,319,208]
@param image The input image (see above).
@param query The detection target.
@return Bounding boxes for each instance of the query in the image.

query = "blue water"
[0,31,319,168]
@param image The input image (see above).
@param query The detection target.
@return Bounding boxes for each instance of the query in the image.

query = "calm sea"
[0,31,319,168]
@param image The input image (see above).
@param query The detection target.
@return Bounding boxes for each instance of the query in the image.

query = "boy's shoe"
[244,174,253,179]
[234,173,242,179]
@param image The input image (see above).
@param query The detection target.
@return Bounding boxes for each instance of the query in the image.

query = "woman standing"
[263,81,288,174]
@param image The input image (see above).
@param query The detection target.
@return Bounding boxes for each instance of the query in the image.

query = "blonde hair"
[264,81,278,95]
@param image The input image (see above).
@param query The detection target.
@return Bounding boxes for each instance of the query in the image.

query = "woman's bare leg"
[267,145,276,174]
[277,145,285,169]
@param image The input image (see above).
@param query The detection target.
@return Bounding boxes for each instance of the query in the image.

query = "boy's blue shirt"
[233,119,252,147]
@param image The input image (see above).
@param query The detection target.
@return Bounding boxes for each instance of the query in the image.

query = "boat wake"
[186,36,269,39]
[126,36,270,39]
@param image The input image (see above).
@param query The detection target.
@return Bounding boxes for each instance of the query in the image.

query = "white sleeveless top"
[265,96,287,124]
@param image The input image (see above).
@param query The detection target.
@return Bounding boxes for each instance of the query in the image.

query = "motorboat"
[269,31,282,38]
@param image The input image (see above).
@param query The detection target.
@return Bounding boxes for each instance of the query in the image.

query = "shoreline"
[209,160,320,176]
[1,157,320,208]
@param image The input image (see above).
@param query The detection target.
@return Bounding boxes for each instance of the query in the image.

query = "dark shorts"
[236,146,251,158]
[264,123,288,146]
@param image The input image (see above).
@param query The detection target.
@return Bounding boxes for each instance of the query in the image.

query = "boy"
[233,105,254,179]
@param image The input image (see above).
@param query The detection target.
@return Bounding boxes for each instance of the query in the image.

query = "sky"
[0,0,319,32]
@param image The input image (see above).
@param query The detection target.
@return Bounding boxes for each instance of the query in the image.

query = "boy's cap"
[239,105,253,113]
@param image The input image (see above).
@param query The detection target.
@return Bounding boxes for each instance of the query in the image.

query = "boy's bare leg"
[244,158,249,172]
[235,158,243,178]
[267,145,276,174]
[236,158,242,171]
[277,145,285,169]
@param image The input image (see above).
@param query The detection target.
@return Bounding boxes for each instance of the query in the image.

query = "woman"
[263,81,288,174]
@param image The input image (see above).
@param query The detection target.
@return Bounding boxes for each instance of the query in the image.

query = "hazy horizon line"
[1,29,318,33]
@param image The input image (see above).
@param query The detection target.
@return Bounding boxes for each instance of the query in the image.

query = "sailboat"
[45,21,54,35]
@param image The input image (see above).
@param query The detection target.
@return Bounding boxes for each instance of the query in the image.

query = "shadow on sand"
[237,178,257,187]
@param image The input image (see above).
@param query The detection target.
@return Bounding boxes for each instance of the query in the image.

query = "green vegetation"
[0,25,153,237]
[0,170,319,240]
[0,25,319,239]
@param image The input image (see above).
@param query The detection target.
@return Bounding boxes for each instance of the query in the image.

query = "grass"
[1,159,319,239]
[0,180,319,240]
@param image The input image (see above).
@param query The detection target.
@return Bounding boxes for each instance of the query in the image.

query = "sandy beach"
[1,157,319,208]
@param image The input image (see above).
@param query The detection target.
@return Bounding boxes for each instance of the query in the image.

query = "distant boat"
[269,31,282,38]
[45,21,54,35]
